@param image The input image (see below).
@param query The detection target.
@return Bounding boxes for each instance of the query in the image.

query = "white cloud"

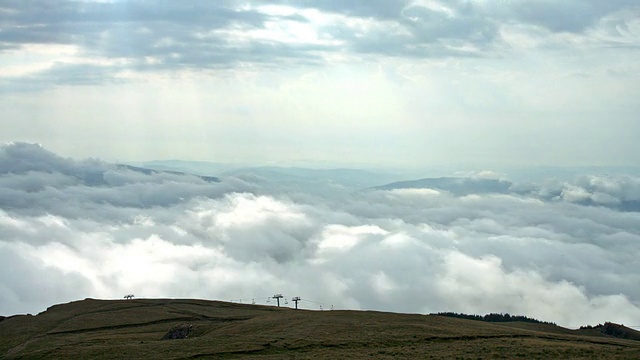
[317,224,387,252]
[2,143,640,328]
[433,252,640,326]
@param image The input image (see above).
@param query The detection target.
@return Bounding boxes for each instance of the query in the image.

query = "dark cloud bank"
[1,142,639,328]
[1,0,638,89]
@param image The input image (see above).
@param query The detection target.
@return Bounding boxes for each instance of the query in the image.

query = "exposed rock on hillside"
[161,324,193,340]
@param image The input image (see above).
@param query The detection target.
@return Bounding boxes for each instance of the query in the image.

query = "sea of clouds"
[1,142,639,328]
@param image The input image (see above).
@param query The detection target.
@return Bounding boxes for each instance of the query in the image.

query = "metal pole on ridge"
[272,294,283,307]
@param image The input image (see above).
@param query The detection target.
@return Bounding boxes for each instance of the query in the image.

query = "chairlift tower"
[272,294,284,307]
[291,297,301,310]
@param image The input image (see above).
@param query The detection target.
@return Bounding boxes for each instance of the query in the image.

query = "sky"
[1,1,640,330]
[1,0,639,167]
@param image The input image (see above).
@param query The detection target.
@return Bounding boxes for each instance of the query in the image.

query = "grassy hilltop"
[1,298,639,359]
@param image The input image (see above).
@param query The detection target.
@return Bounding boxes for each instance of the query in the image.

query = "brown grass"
[1,298,638,359]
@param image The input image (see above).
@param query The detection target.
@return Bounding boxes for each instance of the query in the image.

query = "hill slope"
[374,177,512,195]
[1,298,639,359]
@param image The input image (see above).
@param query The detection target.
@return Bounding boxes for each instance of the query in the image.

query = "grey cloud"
[375,170,640,213]
[0,142,105,180]
[0,142,253,217]
[181,194,317,264]
[401,5,496,42]
[1,0,324,69]
[274,0,637,34]
[507,0,640,33]
[269,0,411,20]
[0,245,94,315]
[0,1,310,91]
[3,0,637,90]
[513,174,640,212]
[289,0,637,58]
[375,177,512,195]
[304,1,499,58]
[1,142,74,173]
[1,144,640,328]
[0,63,129,93]
[0,0,261,43]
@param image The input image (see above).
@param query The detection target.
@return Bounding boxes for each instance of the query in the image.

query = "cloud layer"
[1,142,639,328]
[2,1,639,169]
[1,0,638,88]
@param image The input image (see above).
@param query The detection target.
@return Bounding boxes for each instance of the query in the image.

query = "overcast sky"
[1,0,639,167]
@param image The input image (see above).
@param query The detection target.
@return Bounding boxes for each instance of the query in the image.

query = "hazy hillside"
[116,164,220,183]
[1,299,639,359]
[374,177,513,195]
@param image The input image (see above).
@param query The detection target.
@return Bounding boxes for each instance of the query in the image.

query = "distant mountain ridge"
[116,164,220,183]
[0,142,220,185]
[375,177,513,195]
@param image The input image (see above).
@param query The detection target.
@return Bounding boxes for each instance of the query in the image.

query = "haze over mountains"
[1,142,640,329]
[375,177,513,196]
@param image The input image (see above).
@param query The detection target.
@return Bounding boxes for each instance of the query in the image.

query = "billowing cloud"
[1,142,639,328]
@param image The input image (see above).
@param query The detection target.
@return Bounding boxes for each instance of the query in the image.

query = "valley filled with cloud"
[2,0,639,332]
[1,142,639,329]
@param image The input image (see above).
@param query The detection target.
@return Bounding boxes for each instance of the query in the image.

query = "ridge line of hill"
[2,298,640,359]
